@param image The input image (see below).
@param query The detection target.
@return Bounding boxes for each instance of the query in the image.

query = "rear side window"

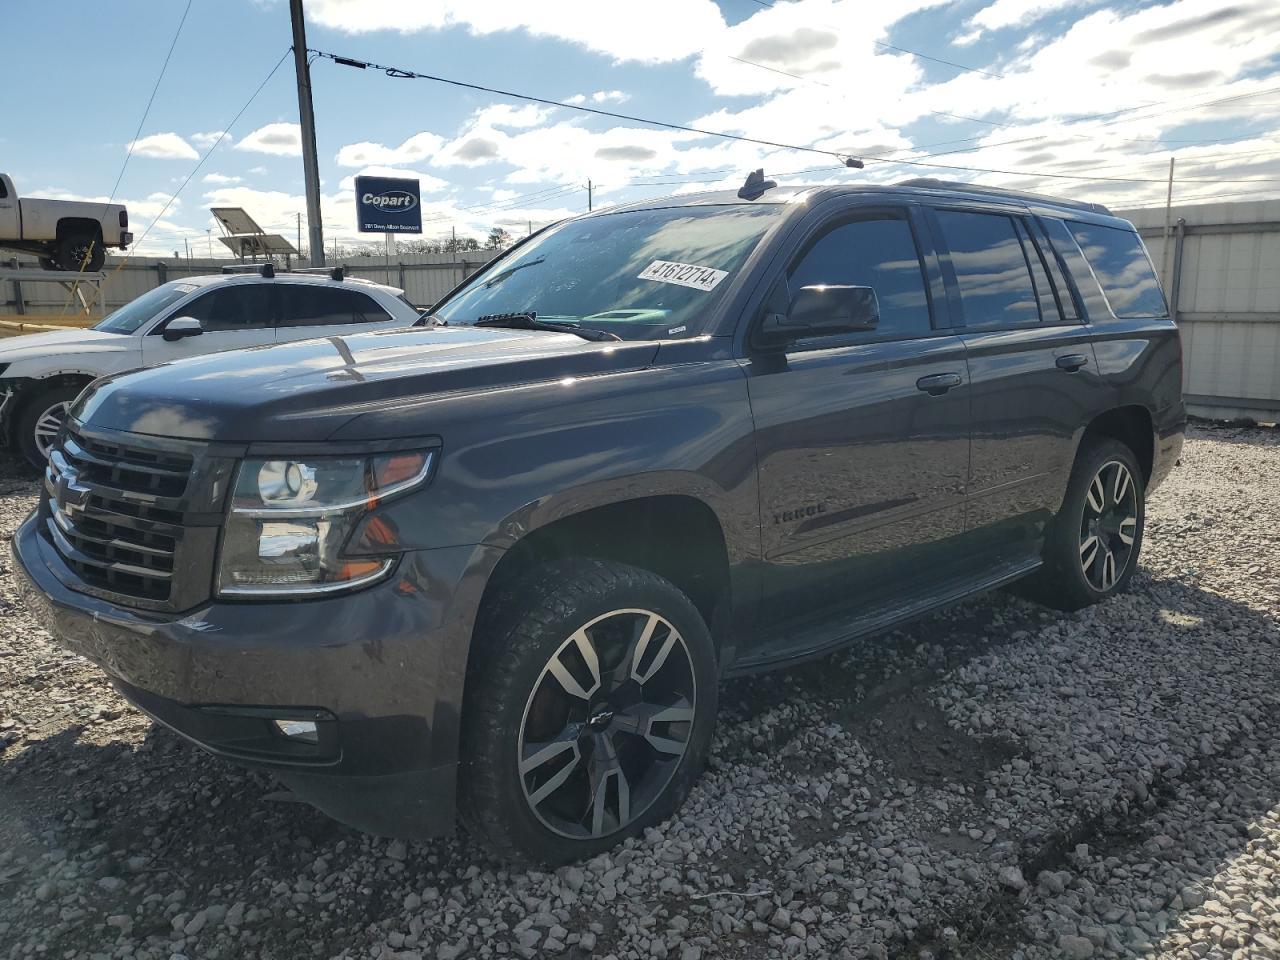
[0,180,7,199]
[934,210,1039,329]
[280,286,391,327]
[1068,222,1167,318]
[787,214,932,342]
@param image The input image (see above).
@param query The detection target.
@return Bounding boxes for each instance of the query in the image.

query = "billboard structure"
[355,176,422,234]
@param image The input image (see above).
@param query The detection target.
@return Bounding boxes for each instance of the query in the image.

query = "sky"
[6,0,1280,258]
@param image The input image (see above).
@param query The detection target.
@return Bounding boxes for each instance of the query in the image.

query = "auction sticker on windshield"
[638,260,728,292]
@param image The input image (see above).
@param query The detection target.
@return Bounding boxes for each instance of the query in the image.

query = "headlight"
[217,449,434,597]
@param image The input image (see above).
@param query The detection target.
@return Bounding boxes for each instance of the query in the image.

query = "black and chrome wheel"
[1078,459,1139,592]
[460,559,717,864]
[55,232,104,272]
[1029,437,1146,611]
[16,384,81,470]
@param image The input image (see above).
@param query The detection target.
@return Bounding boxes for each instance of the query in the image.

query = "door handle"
[916,372,963,396]
[1056,353,1089,371]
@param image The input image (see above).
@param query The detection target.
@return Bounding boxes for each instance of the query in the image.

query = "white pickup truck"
[0,174,132,272]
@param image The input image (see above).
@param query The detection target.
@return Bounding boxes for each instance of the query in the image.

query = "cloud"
[202,173,242,184]
[336,132,444,167]
[969,0,1098,33]
[248,166,269,176]
[739,26,839,65]
[128,133,198,160]
[234,122,302,156]
[452,137,501,163]
[595,145,659,162]
[336,166,449,193]
[190,130,231,149]
[590,90,629,104]
[302,0,726,64]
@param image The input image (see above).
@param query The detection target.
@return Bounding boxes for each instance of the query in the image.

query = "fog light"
[273,719,319,743]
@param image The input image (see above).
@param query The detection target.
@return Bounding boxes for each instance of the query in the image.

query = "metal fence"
[0,249,500,318]
[1119,200,1280,422]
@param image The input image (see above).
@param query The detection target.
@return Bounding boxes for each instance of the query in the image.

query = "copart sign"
[355,175,422,234]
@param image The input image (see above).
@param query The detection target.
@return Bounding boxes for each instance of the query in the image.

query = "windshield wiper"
[473,311,621,342]
[483,256,546,288]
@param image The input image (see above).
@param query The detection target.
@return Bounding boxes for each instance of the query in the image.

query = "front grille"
[41,424,215,608]
[44,429,193,602]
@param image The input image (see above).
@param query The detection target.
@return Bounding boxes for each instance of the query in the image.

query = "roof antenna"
[737,168,777,201]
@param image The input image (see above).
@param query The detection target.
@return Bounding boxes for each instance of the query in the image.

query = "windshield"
[94,282,197,334]
[435,205,783,340]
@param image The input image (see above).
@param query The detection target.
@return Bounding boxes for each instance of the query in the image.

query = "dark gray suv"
[13,178,1184,864]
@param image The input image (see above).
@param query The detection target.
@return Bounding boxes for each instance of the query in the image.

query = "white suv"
[0,268,422,467]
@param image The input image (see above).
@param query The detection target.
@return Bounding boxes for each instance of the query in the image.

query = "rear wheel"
[1029,438,1145,611]
[16,384,80,470]
[55,231,104,272]
[459,558,718,864]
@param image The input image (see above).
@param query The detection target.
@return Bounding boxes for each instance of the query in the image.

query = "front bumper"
[12,511,499,839]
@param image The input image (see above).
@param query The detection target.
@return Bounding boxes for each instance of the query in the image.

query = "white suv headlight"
[217,449,434,597]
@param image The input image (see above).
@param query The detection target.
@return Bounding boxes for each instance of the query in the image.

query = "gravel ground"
[2,423,1279,960]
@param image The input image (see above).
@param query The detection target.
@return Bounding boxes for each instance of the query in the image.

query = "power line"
[309,49,865,166]
[107,0,194,207]
[742,0,1005,79]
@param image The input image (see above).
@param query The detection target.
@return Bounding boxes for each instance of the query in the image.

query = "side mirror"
[162,317,203,342]
[754,285,879,350]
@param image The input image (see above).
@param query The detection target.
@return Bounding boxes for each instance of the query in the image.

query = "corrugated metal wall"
[0,250,499,318]
[1119,200,1280,421]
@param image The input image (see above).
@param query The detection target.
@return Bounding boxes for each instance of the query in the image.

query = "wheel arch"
[55,217,104,242]
[3,373,96,446]
[1079,404,1154,484]
[475,494,734,658]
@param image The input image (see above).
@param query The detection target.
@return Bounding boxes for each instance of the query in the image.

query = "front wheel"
[16,385,80,470]
[459,559,718,864]
[1030,438,1146,611]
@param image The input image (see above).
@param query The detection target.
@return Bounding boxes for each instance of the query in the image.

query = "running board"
[726,555,1043,676]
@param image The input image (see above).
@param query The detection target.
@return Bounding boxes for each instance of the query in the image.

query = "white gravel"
[1,422,1279,960]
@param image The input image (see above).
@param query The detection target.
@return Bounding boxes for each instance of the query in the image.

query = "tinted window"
[1069,222,1167,318]
[787,215,931,341]
[0,180,7,199]
[175,285,275,332]
[281,286,391,327]
[935,210,1039,328]
[1015,219,1062,324]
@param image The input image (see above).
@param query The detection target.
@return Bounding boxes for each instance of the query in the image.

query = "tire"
[15,384,80,470]
[55,232,104,272]
[459,558,718,865]
[1028,437,1146,611]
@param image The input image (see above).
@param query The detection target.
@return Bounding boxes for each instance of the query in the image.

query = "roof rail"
[893,178,1112,216]
[291,265,345,281]
[220,262,275,278]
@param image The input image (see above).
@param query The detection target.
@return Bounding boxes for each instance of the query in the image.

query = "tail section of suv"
[12,179,1184,863]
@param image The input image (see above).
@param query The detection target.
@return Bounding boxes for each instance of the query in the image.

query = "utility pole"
[587,178,593,212]
[1161,157,1176,294]
[297,212,303,260]
[206,228,212,258]
[290,0,325,266]
[451,225,456,253]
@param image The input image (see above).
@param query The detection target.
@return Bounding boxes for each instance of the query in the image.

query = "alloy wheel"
[517,608,696,839]
[1079,459,1139,591]
[33,401,70,460]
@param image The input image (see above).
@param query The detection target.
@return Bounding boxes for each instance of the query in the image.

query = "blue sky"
[6,0,1280,256]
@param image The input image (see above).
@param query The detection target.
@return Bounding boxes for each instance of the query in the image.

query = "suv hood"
[75,325,661,443]
[0,328,133,365]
